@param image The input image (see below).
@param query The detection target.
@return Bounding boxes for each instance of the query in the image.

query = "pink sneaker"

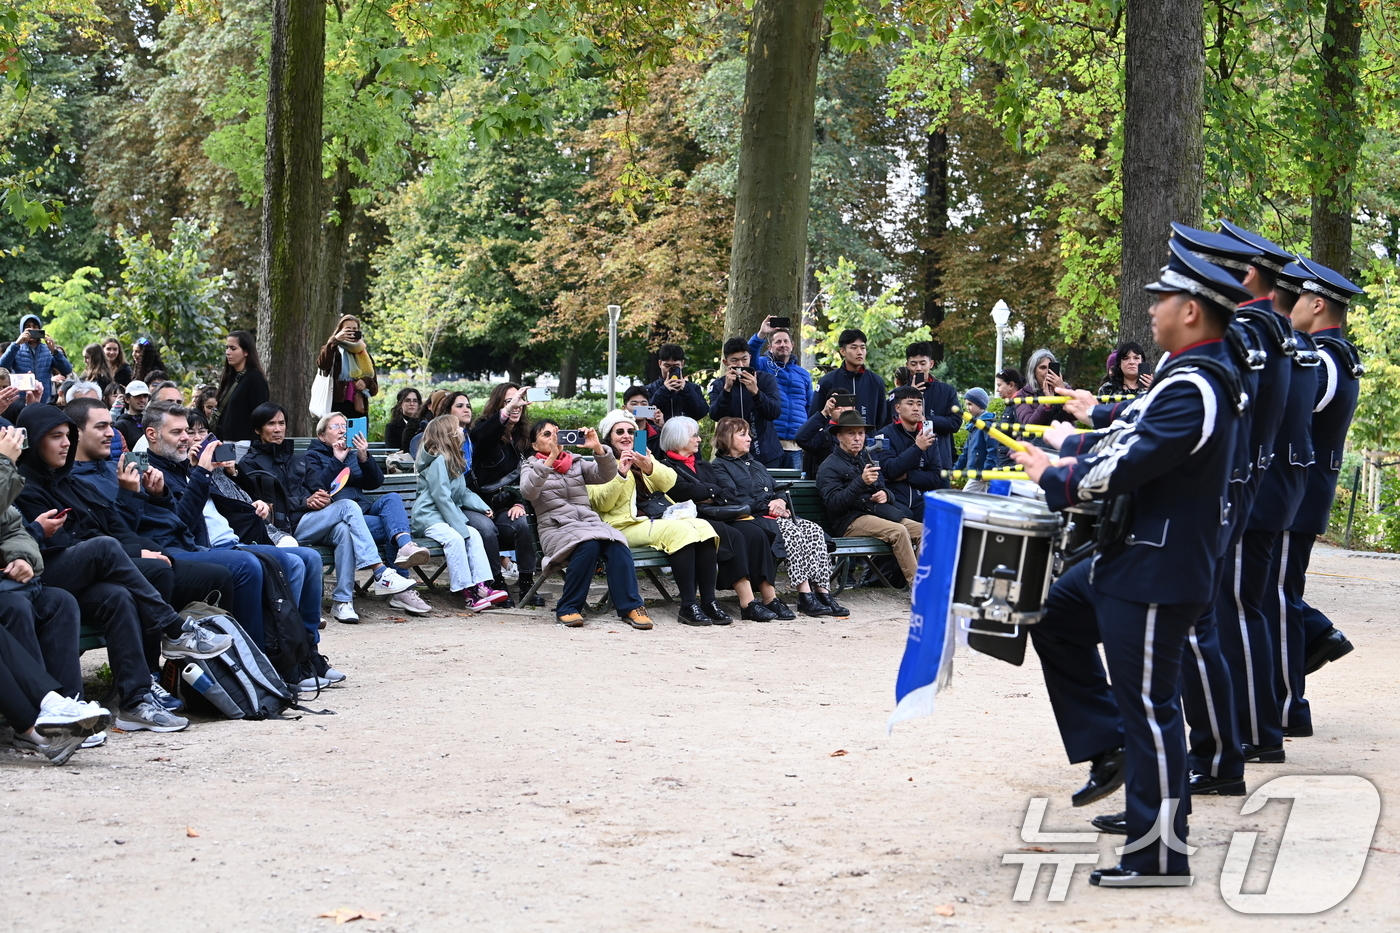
[468,585,510,612]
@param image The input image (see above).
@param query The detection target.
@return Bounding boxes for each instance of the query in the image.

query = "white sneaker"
[500,559,520,584]
[394,541,431,567]
[369,568,415,597]
[82,731,107,748]
[332,601,360,624]
[35,693,110,737]
[388,588,431,615]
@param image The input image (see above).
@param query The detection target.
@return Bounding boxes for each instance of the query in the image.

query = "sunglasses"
[614,428,636,435]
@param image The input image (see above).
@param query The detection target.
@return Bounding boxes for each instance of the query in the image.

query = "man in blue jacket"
[645,344,710,423]
[874,386,944,520]
[1,315,72,405]
[748,317,812,470]
[708,338,783,467]
[813,329,889,430]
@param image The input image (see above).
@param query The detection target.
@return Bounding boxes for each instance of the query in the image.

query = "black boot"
[519,575,546,608]
[493,578,516,609]
[796,591,832,617]
[700,600,732,625]
[816,591,850,619]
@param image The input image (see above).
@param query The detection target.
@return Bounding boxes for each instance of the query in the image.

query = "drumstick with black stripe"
[942,469,1031,480]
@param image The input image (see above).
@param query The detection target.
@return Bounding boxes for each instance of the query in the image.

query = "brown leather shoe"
[622,608,653,630]
[557,612,585,627]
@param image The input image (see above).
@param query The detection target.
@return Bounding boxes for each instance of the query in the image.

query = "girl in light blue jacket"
[412,416,509,611]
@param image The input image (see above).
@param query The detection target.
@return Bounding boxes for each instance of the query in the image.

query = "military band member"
[1273,257,1364,736]
[1014,241,1248,886]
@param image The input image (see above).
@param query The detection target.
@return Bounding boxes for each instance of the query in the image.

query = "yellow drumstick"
[986,425,1027,454]
[941,469,1031,480]
[1025,394,1134,405]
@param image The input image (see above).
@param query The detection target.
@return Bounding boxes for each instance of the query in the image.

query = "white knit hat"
[598,408,639,446]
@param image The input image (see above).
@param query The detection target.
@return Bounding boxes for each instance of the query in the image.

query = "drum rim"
[932,488,1061,532]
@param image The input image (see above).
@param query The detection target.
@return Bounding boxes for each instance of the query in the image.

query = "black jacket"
[239,440,313,532]
[795,411,837,476]
[662,453,727,505]
[706,371,783,466]
[114,411,144,450]
[919,378,963,473]
[873,421,946,521]
[815,446,908,536]
[469,414,527,510]
[212,368,270,442]
[710,454,780,515]
[644,376,709,422]
[302,438,383,509]
[384,415,423,453]
[13,405,158,558]
[814,366,889,429]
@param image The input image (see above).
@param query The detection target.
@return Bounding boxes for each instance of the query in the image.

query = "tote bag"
[309,371,334,418]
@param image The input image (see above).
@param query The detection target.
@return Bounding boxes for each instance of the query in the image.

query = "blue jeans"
[359,493,412,556]
[558,539,643,618]
[170,549,266,648]
[220,543,324,647]
[778,448,803,472]
[296,500,380,603]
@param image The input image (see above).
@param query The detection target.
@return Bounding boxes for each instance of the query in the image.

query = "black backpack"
[246,549,313,675]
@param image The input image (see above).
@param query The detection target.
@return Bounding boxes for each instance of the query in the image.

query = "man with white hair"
[64,381,101,405]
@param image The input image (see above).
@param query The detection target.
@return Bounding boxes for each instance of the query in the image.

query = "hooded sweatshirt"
[13,405,156,557]
[0,314,72,404]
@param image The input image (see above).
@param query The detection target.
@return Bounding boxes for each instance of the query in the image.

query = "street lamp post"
[991,299,1011,378]
[606,304,622,411]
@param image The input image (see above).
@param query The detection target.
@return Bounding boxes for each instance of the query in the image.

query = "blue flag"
[887,492,964,732]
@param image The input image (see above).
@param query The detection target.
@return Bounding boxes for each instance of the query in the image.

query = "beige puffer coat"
[520,449,629,574]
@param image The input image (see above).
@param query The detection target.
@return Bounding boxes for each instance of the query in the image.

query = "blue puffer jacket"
[0,314,72,404]
[747,334,812,441]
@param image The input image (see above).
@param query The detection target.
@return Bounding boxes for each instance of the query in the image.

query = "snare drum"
[931,490,1060,665]
[1055,501,1102,575]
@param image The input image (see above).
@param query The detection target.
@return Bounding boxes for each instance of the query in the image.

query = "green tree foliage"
[27,264,104,349]
[1347,260,1400,452]
[813,257,931,382]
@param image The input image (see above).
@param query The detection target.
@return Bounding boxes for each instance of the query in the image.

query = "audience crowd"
[0,312,1118,764]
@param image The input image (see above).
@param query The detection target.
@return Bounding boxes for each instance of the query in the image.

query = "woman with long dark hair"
[384,387,426,452]
[471,383,544,605]
[130,337,165,383]
[1098,341,1153,397]
[212,330,270,442]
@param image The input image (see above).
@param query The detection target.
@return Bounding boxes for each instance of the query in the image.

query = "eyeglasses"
[615,428,636,435]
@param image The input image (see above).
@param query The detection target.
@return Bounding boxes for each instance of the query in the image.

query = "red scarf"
[665,450,696,473]
[536,450,574,473]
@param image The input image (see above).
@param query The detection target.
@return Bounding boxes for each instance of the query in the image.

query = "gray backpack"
[163,602,294,720]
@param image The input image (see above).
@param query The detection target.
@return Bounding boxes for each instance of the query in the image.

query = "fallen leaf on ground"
[1371,846,1400,854]
[731,849,759,858]
[185,826,199,837]
[318,908,384,923]
[934,904,955,916]
[149,756,170,762]
[388,617,407,623]
[1019,845,1055,853]
[830,749,848,757]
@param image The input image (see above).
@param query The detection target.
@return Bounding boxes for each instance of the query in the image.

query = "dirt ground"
[1,544,1396,932]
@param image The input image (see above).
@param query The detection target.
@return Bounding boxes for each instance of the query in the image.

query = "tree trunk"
[1310,0,1362,275]
[723,0,824,342]
[257,0,325,436]
[923,127,949,361]
[1118,0,1204,360]
[316,157,357,340]
[800,249,818,370]
[557,346,579,398]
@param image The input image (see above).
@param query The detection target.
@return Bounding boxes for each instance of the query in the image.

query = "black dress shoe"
[1090,866,1193,887]
[1189,771,1246,796]
[1091,810,1127,835]
[701,600,733,625]
[1241,743,1285,763]
[1304,627,1353,675]
[764,597,796,620]
[1282,723,1313,737]
[677,603,712,626]
[741,601,778,622]
[816,591,850,619]
[796,592,832,617]
[1072,747,1126,807]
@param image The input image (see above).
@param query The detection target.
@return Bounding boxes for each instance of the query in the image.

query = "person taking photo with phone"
[316,315,378,419]
[644,344,709,423]
[747,316,812,471]
[1,314,72,405]
[874,386,947,515]
[707,338,782,468]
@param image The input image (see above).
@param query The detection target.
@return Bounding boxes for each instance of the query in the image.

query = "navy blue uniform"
[1032,340,1240,878]
[1275,329,1362,733]
[1218,321,1318,749]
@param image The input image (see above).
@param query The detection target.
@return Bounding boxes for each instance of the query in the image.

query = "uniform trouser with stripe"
[1180,510,1245,780]
[1030,560,1199,875]
[1277,531,1317,733]
[1217,528,1282,747]
[1029,560,1122,764]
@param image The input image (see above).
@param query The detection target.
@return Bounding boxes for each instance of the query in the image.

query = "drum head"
[932,489,1061,533]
